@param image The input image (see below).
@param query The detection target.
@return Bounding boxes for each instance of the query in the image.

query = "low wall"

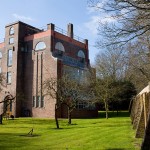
[57,104,98,118]
[130,85,150,149]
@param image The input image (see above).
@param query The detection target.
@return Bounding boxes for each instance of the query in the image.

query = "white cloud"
[12,13,35,22]
[85,0,118,36]
[84,14,117,36]
[86,0,108,14]
[100,15,118,24]
[84,16,100,35]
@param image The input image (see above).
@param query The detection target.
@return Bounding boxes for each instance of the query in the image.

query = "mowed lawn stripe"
[0,111,142,150]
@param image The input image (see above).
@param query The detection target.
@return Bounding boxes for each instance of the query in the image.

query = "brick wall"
[0,21,96,119]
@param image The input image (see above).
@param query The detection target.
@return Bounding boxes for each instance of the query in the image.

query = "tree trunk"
[0,114,2,124]
[104,101,109,119]
[68,108,71,125]
[55,104,59,129]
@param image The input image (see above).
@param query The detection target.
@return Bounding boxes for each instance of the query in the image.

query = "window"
[0,52,2,59]
[33,96,44,108]
[35,42,46,51]
[9,37,14,44]
[77,102,87,109]
[41,96,44,107]
[33,96,36,107]
[7,72,11,84]
[0,67,2,73]
[36,96,41,107]
[38,96,41,107]
[78,50,85,58]
[9,27,14,35]
[8,49,13,66]
[55,42,65,52]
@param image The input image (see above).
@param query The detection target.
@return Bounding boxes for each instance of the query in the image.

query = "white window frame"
[9,37,14,44]
[7,72,11,84]
[9,27,14,35]
[8,49,13,66]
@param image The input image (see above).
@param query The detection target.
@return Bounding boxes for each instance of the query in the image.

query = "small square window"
[9,37,14,44]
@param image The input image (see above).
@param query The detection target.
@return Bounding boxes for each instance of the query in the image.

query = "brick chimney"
[67,23,73,38]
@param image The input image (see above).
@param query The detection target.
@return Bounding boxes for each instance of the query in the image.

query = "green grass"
[0,111,142,150]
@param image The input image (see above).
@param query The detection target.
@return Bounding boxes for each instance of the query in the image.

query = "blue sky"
[0,0,108,64]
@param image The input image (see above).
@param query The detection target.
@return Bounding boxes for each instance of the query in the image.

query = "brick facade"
[0,21,98,118]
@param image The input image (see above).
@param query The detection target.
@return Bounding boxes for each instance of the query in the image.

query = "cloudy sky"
[0,0,110,64]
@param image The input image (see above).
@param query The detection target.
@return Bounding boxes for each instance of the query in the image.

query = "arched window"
[55,42,65,52]
[10,27,14,35]
[0,52,2,59]
[35,42,46,51]
[78,50,85,58]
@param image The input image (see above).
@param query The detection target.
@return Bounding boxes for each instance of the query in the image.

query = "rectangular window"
[8,49,13,66]
[32,96,36,107]
[41,96,44,108]
[77,102,87,109]
[38,96,41,107]
[36,96,40,107]
[9,37,14,44]
[7,72,11,84]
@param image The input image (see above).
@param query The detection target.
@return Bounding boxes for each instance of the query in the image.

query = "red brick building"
[0,21,98,118]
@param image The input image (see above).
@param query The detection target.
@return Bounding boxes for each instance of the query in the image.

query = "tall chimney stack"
[67,23,73,38]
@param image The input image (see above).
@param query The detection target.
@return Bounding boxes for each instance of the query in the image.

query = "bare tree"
[0,93,15,124]
[95,47,127,80]
[88,0,150,47]
[94,48,131,118]
[122,34,150,91]
[95,77,115,119]
[43,75,85,128]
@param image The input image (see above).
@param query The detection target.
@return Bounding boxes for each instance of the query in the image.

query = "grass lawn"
[0,111,142,150]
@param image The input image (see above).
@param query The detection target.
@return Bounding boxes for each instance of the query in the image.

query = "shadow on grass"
[20,134,41,137]
[105,148,135,150]
[105,149,130,150]
[0,133,32,150]
[51,126,86,130]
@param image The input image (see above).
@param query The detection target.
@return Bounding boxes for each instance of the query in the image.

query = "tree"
[88,0,150,47]
[0,73,16,124]
[43,75,85,128]
[108,80,136,113]
[93,48,137,118]
[95,47,127,80]
[94,77,116,119]
[88,0,150,93]
[0,93,15,124]
[123,35,150,92]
